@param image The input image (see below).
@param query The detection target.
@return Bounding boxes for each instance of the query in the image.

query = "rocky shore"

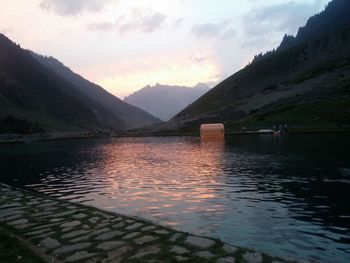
[0,183,310,263]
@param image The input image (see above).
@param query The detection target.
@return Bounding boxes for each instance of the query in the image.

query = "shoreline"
[1,129,350,144]
[0,183,310,263]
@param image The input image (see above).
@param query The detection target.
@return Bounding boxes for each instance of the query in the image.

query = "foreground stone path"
[0,184,309,263]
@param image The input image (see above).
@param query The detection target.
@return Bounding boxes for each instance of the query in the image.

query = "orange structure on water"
[200,123,225,139]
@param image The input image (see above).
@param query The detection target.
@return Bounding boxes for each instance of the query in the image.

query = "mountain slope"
[124,83,211,121]
[30,53,161,129]
[169,0,350,132]
[278,0,350,51]
[0,34,159,134]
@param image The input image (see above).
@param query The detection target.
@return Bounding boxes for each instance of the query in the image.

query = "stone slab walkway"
[0,184,310,263]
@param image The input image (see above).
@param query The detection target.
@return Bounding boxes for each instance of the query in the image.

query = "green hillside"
[169,0,350,133]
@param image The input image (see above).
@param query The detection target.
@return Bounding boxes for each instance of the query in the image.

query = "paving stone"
[0,209,24,219]
[62,227,73,233]
[85,258,100,263]
[111,217,123,222]
[27,201,40,205]
[185,235,215,249]
[14,223,36,230]
[103,245,133,262]
[154,229,169,235]
[134,235,158,245]
[73,213,87,219]
[36,202,57,208]
[125,219,135,223]
[88,217,100,224]
[92,211,112,219]
[126,222,143,230]
[123,232,140,239]
[32,211,55,218]
[169,233,183,242]
[96,223,110,229]
[66,251,97,262]
[170,245,189,255]
[242,252,263,263]
[39,210,78,218]
[91,227,111,236]
[0,202,21,209]
[96,241,125,251]
[129,245,160,259]
[39,238,61,250]
[31,222,62,231]
[0,214,23,223]
[217,257,236,263]
[67,205,78,209]
[25,228,51,236]
[272,261,285,263]
[8,218,28,226]
[30,231,56,241]
[175,256,189,262]
[60,220,81,228]
[222,244,238,254]
[61,230,90,239]
[69,234,92,243]
[112,222,125,229]
[53,242,92,255]
[194,251,215,259]
[82,224,90,230]
[50,218,65,223]
[141,225,157,232]
[95,230,123,241]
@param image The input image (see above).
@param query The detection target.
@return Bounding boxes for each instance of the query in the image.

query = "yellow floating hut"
[200,123,225,139]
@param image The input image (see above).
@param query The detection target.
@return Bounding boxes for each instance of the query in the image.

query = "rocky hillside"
[124,83,211,121]
[168,0,350,133]
[0,34,160,134]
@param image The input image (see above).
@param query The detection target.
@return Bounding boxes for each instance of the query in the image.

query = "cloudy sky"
[1,0,331,98]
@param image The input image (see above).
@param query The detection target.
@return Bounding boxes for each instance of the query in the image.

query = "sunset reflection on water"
[94,137,226,227]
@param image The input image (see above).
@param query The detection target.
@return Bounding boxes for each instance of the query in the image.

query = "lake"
[0,135,349,262]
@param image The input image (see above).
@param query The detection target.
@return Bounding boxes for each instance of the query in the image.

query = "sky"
[0,0,332,99]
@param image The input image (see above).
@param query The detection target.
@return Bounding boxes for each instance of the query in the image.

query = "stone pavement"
[0,184,309,263]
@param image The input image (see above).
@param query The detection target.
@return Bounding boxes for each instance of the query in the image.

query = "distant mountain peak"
[124,83,211,121]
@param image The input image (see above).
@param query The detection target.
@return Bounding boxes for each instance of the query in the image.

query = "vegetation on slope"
[170,0,350,133]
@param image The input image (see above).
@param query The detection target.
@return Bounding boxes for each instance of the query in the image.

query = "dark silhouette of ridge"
[0,34,160,134]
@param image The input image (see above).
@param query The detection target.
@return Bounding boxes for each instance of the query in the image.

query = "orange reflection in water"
[86,137,227,223]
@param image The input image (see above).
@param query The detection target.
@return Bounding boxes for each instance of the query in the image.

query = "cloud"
[172,18,184,27]
[39,0,109,16]
[117,11,167,34]
[191,22,222,38]
[221,28,237,40]
[191,20,236,40]
[87,9,167,34]
[87,22,114,31]
[242,0,325,48]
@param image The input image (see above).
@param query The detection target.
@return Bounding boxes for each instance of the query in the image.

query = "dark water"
[0,135,349,262]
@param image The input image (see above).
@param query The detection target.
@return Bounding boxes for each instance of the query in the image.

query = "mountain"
[168,0,350,133]
[31,53,161,129]
[0,34,160,134]
[278,0,350,51]
[124,83,211,121]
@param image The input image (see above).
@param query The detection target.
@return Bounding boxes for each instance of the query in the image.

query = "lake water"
[1,135,349,262]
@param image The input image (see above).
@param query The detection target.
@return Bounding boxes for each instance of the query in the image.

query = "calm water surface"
[1,135,349,262]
